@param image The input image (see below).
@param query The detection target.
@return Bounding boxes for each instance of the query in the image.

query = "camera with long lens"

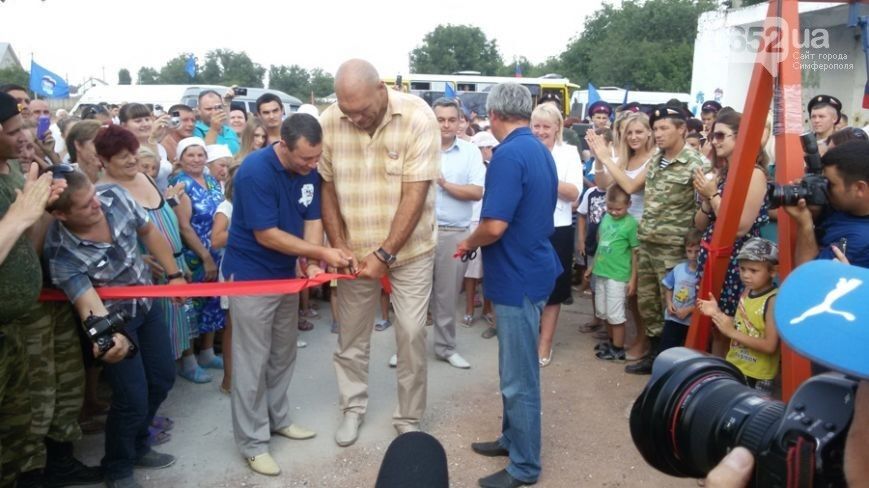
[767,132,828,208]
[630,348,857,487]
[83,312,131,355]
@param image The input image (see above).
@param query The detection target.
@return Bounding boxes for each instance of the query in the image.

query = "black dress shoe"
[471,440,509,457]
[478,469,534,488]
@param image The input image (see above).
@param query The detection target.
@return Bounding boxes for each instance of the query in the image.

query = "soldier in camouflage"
[626,104,710,375]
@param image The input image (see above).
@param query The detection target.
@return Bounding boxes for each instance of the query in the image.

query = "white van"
[73,84,303,115]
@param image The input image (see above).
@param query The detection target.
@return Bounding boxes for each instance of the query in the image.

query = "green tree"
[117,68,132,85]
[199,49,265,87]
[555,0,718,92]
[268,64,310,98]
[409,24,503,75]
[309,68,334,99]
[137,66,159,85]
[496,56,551,78]
[0,65,29,89]
[158,53,197,84]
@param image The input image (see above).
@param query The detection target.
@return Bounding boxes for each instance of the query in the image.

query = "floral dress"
[169,171,226,334]
[696,175,769,316]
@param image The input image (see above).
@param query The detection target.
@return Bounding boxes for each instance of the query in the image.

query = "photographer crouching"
[44,169,186,488]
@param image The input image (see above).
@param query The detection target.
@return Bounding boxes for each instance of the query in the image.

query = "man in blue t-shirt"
[784,140,869,269]
[221,114,352,477]
[457,83,560,488]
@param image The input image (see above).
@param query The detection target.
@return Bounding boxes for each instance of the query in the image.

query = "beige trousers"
[333,253,433,428]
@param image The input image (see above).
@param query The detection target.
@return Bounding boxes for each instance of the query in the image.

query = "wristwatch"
[166,270,184,280]
[374,247,397,267]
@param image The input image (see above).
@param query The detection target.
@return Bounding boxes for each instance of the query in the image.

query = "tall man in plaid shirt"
[320,59,441,447]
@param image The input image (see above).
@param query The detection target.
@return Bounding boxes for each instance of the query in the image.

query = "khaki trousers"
[431,229,468,359]
[333,253,433,428]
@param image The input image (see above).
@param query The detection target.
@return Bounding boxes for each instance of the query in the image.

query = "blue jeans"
[494,297,544,483]
[101,302,175,480]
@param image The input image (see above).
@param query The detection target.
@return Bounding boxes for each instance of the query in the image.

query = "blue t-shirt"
[815,210,869,269]
[480,127,561,306]
[194,120,240,155]
[222,146,321,280]
[661,261,699,326]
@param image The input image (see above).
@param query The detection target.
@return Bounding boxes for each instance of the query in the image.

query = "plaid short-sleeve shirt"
[319,89,440,266]
[44,184,152,318]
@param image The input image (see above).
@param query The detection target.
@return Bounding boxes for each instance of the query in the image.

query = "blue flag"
[586,83,601,117]
[185,56,196,79]
[29,60,70,99]
[444,81,456,100]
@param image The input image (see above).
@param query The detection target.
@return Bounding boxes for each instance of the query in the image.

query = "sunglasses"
[711,131,736,142]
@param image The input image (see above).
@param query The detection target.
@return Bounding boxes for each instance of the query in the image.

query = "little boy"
[586,185,639,361]
[659,229,702,351]
[697,238,780,395]
[577,184,608,334]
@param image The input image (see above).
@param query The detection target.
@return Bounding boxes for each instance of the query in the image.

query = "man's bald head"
[334,59,388,133]
[335,59,381,96]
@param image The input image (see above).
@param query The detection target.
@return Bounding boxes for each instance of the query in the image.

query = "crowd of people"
[0,57,867,488]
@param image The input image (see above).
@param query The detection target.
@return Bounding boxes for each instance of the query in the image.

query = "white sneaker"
[297,340,307,348]
[388,354,397,368]
[443,352,471,369]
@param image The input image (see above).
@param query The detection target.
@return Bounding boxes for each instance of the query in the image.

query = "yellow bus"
[381,73,579,118]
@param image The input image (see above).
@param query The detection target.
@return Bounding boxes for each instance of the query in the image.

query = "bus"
[381,73,580,118]
[569,87,691,118]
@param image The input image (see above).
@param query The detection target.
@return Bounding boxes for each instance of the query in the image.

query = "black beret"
[807,94,842,115]
[649,104,686,126]
[0,92,20,125]
[588,100,612,116]
[229,101,247,113]
[619,101,641,113]
[701,100,722,113]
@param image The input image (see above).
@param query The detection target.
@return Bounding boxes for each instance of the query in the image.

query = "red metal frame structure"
[683,0,855,400]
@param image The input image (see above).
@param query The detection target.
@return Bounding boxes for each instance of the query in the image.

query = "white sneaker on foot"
[388,354,397,368]
[442,352,471,369]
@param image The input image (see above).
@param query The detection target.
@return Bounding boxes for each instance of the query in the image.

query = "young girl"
[698,238,780,395]
[211,165,237,394]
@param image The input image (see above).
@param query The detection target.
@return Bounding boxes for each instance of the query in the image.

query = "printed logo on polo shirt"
[299,184,314,207]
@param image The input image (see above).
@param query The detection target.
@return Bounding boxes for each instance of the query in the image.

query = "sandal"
[578,321,602,333]
[483,313,495,326]
[298,319,314,331]
[151,416,174,432]
[148,426,171,446]
[374,319,392,331]
[481,326,497,339]
[460,314,474,327]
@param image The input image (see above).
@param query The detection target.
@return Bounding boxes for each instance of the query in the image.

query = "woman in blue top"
[170,137,226,372]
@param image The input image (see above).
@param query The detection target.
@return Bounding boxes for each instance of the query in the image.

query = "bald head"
[334,59,388,133]
[335,59,381,96]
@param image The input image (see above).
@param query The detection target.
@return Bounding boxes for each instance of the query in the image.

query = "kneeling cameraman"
[44,169,186,488]
[784,140,869,268]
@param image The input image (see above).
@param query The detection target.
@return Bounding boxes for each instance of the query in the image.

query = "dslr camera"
[767,133,828,208]
[630,348,857,487]
[83,311,134,357]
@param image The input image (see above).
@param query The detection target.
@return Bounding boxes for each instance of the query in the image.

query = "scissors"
[453,249,477,262]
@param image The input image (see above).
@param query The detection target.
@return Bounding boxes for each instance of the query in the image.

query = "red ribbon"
[39,273,359,301]
[700,241,733,298]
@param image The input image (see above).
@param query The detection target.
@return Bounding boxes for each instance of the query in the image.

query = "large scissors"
[453,249,477,262]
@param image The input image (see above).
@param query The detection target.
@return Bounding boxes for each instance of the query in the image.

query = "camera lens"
[767,183,807,209]
[629,348,784,478]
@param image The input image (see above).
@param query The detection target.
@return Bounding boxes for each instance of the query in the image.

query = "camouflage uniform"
[14,300,85,472]
[0,161,40,485]
[637,146,709,337]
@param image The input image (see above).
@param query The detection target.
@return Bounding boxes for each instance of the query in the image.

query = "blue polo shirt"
[194,120,240,155]
[480,127,562,306]
[815,210,869,268]
[222,146,321,280]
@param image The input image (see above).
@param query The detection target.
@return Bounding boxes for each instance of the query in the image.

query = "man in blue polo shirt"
[194,90,240,155]
[222,113,353,477]
[457,83,560,488]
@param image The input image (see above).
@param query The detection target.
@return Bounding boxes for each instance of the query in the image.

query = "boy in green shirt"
[585,186,639,361]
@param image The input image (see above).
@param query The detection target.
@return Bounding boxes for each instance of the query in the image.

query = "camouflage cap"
[736,238,779,264]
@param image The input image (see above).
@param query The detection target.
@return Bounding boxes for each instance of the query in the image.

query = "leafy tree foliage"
[199,49,265,87]
[136,66,159,85]
[0,65,29,88]
[410,25,503,75]
[117,68,132,85]
[554,0,718,91]
[268,64,310,98]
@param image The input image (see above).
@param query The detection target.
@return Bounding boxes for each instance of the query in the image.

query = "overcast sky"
[2,0,607,86]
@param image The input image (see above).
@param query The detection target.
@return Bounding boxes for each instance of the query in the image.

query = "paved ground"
[76,293,698,487]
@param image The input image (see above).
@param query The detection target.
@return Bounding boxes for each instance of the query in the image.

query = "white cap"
[206,144,232,163]
[176,137,207,159]
[297,104,320,119]
[471,131,499,148]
